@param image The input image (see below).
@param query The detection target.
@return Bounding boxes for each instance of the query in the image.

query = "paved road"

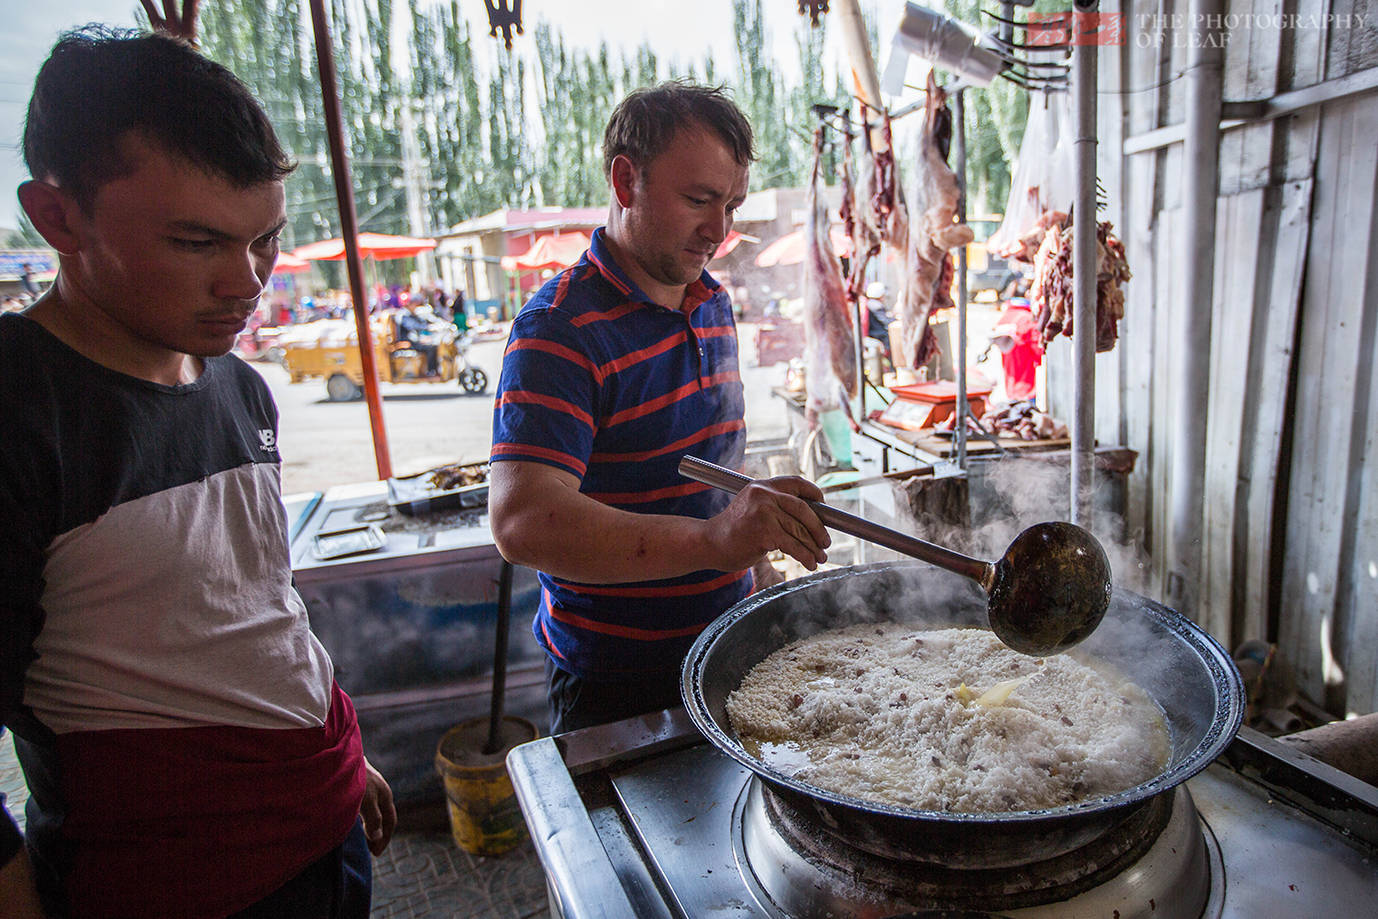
[252,323,793,496]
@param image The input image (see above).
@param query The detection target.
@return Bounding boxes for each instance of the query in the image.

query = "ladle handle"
[679,456,992,586]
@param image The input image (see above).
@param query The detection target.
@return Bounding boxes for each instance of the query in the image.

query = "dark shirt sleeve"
[0,436,51,736]
[0,466,48,868]
[0,354,60,865]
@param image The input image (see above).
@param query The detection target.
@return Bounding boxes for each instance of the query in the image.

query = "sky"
[0,0,908,232]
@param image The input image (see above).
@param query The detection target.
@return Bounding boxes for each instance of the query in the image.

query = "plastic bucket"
[434,716,539,856]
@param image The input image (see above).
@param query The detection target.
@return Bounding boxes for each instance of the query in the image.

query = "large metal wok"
[682,562,1245,869]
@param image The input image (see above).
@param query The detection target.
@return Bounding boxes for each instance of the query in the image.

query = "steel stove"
[508,708,1378,919]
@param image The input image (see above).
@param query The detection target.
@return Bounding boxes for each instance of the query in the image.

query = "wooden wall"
[1044,0,1378,714]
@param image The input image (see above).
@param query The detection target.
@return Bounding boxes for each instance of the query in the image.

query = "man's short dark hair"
[23,25,294,210]
[602,81,755,180]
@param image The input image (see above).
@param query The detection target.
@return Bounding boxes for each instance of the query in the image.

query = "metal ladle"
[680,455,1112,656]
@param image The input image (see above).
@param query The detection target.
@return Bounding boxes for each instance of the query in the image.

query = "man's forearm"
[489,461,829,583]
[495,489,720,583]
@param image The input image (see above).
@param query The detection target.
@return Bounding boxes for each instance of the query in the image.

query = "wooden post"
[307,0,393,480]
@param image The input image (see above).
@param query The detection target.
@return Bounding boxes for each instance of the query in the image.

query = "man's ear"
[608,155,638,210]
[17,180,83,255]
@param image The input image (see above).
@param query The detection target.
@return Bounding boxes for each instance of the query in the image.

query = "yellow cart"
[283,314,487,401]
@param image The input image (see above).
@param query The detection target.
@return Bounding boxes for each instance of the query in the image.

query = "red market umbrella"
[754,227,853,268]
[272,252,312,274]
[292,232,437,261]
[712,229,760,260]
[501,232,591,272]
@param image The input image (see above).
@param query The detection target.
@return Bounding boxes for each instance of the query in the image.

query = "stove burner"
[734,778,1216,918]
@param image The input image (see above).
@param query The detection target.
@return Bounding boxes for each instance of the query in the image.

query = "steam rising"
[827,457,1234,761]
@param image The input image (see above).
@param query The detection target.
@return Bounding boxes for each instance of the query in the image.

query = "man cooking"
[0,26,393,917]
[489,82,832,734]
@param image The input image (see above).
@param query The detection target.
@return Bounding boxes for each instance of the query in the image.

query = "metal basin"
[681,562,1245,868]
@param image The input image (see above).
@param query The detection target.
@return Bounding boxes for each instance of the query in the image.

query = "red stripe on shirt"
[548,266,578,310]
[558,568,747,600]
[587,250,632,296]
[684,279,715,311]
[603,370,741,426]
[491,441,588,475]
[506,337,605,383]
[571,301,642,327]
[599,330,689,375]
[695,324,736,339]
[497,390,596,429]
[584,481,706,504]
[547,604,711,640]
[589,420,745,463]
[539,611,567,660]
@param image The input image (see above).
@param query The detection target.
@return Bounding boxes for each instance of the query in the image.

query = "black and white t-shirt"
[0,313,363,917]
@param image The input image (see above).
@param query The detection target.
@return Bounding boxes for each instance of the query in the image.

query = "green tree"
[532,24,615,207]
[412,0,490,228]
[788,17,852,187]
[931,0,1041,214]
[485,50,536,211]
[732,0,790,190]
[182,0,975,247]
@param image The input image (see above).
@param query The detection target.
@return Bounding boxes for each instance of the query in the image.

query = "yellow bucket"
[434,716,538,856]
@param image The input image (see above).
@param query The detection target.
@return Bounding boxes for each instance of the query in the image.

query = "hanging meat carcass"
[860,102,906,251]
[1096,228,1131,350]
[1030,217,1131,352]
[803,126,858,428]
[894,74,974,372]
[839,116,877,304]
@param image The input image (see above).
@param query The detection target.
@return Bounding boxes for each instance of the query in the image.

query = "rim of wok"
[681,561,1246,824]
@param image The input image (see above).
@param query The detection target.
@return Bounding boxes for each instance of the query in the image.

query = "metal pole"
[954,89,969,470]
[1168,0,1225,615]
[307,0,393,480]
[1070,0,1099,526]
[484,560,514,756]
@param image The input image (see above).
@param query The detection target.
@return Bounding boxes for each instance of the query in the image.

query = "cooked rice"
[726,624,1170,813]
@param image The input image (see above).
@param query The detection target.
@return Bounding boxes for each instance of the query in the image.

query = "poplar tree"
[185,0,1018,242]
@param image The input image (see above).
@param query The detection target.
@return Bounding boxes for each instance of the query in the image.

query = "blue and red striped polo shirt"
[491,227,751,681]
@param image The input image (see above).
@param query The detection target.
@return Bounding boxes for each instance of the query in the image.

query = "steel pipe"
[1167,0,1225,614]
[1070,0,1099,526]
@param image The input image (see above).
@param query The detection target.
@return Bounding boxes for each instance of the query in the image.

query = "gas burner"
[510,711,1378,919]
[734,778,1217,918]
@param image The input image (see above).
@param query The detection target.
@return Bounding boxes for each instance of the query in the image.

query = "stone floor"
[1,731,550,919]
[370,817,550,919]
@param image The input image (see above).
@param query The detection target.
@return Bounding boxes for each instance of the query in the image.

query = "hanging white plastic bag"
[988,90,1075,265]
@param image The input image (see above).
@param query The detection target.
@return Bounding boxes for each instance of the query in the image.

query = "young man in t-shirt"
[0,26,393,918]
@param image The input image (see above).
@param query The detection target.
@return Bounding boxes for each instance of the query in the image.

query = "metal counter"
[509,713,1378,919]
[291,481,547,806]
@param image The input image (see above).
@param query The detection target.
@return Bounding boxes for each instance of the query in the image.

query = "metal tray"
[386,464,489,516]
[312,523,386,560]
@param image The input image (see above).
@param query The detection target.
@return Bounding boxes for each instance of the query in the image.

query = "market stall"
[287,473,546,808]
